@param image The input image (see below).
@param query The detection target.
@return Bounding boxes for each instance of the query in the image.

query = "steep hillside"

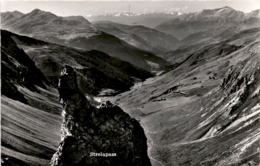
[94,21,179,55]
[1,28,62,166]
[1,30,49,101]
[112,28,260,166]
[1,9,168,71]
[163,27,260,64]
[2,30,153,95]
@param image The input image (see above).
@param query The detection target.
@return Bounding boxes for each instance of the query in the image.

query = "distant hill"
[163,27,260,66]
[1,9,93,36]
[89,12,178,28]
[1,9,169,71]
[94,21,179,56]
[156,7,260,40]
[1,10,24,25]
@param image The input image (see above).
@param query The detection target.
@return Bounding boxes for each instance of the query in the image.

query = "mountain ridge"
[1,9,168,71]
[156,6,260,39]
[2,30,153,95]
[94,21,179,56]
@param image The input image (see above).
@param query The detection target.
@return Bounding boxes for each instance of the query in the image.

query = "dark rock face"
[51,66,151,166]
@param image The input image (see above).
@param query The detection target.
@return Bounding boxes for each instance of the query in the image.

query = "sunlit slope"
[2,91,62,166]
[114,28,260,166]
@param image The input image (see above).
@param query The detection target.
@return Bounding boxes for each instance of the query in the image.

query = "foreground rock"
[51,66,151,166]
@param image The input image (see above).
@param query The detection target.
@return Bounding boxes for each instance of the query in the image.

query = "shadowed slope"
[1,28,62,166]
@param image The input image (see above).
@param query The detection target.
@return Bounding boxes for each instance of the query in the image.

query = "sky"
[1,0,260,17]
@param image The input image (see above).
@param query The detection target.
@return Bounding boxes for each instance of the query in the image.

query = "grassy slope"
[66,32,169,71]
[2,90,62,166]
[94,21,179,55]
[112,28,260,166]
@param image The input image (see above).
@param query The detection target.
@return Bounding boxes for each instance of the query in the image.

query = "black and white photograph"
[1,0,260,165]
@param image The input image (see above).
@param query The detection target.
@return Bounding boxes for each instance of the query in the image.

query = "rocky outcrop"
[51,65,151,166]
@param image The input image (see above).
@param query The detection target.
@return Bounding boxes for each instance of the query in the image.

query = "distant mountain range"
[152,7,260,61]
[94,21,179,55]
[156,7,260,40]
[89,12,179,28]
[1,9,169,72]
[2,7,259,67]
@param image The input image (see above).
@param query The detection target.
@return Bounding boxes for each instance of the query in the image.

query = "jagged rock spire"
[51,65,151,166]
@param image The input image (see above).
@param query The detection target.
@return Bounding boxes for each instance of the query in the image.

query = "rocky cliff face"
[51,66,151,166]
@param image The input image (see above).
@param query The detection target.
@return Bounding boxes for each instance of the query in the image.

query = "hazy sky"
[1,0,260,17]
